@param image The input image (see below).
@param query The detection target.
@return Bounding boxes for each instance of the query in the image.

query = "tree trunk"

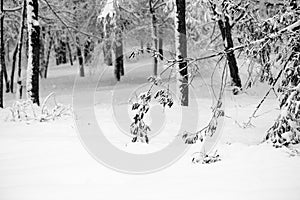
[10,43,19,93]
[140,39,144,53]
[217,16,242,90]
[26,0,40,105]
[76,37,84,77]
[103,40,113,66]
[0,0,9,95]
[44,27,53,78]
[149,0,158,76]
[114,29,124,81]
[0,0,4,107]
[17,0,26,100]
[224,16,242,89]
[66,35,73,66]
[175,0,189,106]
[159,36,163,61]
[6,40,10,62]
[39,26,46,78]
[2,59,9,93]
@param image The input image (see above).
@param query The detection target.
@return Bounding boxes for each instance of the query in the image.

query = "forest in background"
[0,0,300,150]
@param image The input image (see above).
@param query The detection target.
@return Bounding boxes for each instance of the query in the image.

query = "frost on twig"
[192,150,221,164]
[5,93,71,122]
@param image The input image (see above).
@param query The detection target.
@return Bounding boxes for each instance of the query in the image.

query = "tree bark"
[66,35,73,66]
[223,16,242,89]
[0,0,9,95]
[175,0,189,106]
[159,36,163,61]
[114,29,124,81]
[26,0,40,105]
[76,36,84,77]
[149,0,158,76]
[44,28,53,79]
[39,26,46,78]
[16,0,26,100]
[0,0,4,107]
[10,43,18,93]
[6,40,10,62]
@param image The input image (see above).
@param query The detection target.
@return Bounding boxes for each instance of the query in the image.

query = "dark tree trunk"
[0,0,4,107]
[224,16,242,89]
[39,26,46,78]
[6,40,10,62]
[26,0,40,105]
[175,0,189,106]
[217,15,242,90]
[66,35,73,66]
[44,28,53,79]
[84,38,92,64]
[2,60,9,93]
[103,40,113,66]
[140,39,144,53]
[60,40,67,64]
[159,36,163,60]
[17,0,26,99]
[150,0,158,76]
[76,37,84,77]
[114,29,124,81]
[10,43,19,93]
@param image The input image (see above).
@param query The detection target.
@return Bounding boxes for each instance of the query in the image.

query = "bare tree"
[26,0,40,105]
[149,0,158,76]
[0,0,4,108]
[174,0,188,106]
[16,0,27,99]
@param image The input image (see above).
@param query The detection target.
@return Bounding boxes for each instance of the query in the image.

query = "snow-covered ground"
[1,59,300,200]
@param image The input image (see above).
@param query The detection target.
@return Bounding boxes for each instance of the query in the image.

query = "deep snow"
[1,58,300,200]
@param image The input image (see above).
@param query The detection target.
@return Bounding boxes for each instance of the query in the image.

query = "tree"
[76,36,85,77]
[16,0,26,99]
[174,0,188,106]
[0,0,4,108]
[99,0,125,81]
[26,0,40,105]
[149,0,159,76]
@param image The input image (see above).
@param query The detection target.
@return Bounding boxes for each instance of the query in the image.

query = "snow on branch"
[2,93,71,123]
[98,0,116,20]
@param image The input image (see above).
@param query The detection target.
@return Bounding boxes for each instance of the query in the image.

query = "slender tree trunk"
[223,16,242,89]
[114,29,124,81]
[10,43,19,93]
[216,14,241,89]
[76,37,84,77]
[44,27,54,79]
[0,0,4,107]
[39,26,46,78]
[103,40,113,66]
[66,35,73,66]
[26,0,40,105]
[6,40,10,62]
[44,30,53,79]
[159,37,163,61]
[2,60,9,93]
[17,0,26,99]
[175,0,189,106]
[149,0,158,76]
[140,39,144,53]
[0,1,9,94]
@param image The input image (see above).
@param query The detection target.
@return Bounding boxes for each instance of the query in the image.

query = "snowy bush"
[265,33,300,147]
[192,150,221,164]
[4,93,71,122]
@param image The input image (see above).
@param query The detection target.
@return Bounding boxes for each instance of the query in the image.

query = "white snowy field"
[1,59,300,200]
